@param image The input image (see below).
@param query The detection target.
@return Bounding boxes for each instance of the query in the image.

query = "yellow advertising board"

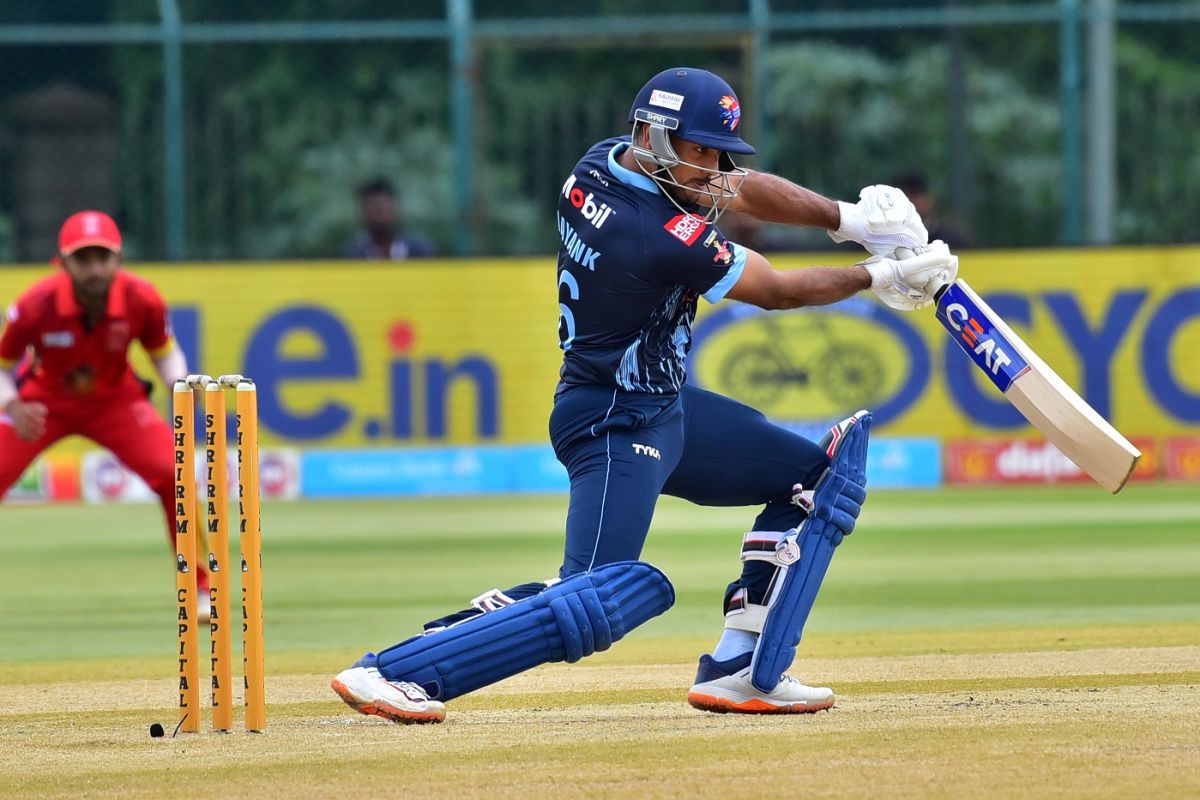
[1,247,1197,450]
[142,261,564,446]
[693,246,1200,441]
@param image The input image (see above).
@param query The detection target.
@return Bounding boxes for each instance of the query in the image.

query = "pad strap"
[724,530,799,634]
[739,529,801,566]
[724,600,768,634]
[423,579,562,632]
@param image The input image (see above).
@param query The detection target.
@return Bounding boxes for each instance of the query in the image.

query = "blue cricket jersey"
[555,136,746,394]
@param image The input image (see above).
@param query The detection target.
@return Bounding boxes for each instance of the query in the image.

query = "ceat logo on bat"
[664,213,706,245]
[936,284,1029,393]
[718,95,741,131]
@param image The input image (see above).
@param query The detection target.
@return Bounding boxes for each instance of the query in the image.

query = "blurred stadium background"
[1,1,1198,510]
[1,0,1199,260]
[2,5,1199,796]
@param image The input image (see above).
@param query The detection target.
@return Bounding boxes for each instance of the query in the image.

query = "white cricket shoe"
[687,653,834,714]
[331,665,446,724]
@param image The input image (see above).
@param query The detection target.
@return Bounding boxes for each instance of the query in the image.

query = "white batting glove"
[829,184,929,256]
[859,240,959,311]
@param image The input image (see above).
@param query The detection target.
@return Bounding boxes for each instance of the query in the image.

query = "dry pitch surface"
[2,488,1197,798]
[2,626,1197,799]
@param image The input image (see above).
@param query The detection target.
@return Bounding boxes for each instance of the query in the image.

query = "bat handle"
[933,282,952,303]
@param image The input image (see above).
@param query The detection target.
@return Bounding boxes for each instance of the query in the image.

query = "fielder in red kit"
[0,211,210,620]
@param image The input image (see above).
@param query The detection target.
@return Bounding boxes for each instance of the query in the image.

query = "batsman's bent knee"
[724,411,872,694]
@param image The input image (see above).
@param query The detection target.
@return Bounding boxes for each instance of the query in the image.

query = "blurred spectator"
[341,178,435,260]
[891,173,971,249]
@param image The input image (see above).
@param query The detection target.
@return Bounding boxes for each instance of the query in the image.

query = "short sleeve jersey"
[0,269,173,402]
[555,136,746,395]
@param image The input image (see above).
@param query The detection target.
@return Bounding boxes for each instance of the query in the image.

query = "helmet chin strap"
[630,123,747,226]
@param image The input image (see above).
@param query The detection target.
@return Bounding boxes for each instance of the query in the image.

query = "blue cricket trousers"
[549,383,831,604]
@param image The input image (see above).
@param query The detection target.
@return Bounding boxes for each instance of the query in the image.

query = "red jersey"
[0,269,174,404]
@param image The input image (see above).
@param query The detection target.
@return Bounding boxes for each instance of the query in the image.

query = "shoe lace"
[392,680,425,694]
[386,676,432,702]
[366,668,427,697]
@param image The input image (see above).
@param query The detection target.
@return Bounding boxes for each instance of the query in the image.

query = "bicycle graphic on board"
[718,312,885,409]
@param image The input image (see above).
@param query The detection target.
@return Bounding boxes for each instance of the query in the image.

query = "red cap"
[58,211,122,256]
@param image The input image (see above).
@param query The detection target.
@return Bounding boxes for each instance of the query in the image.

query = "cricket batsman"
[331,68,959,723]
[0,211,210,620]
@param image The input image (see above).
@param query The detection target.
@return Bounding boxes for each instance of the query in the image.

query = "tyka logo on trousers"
[632,443,661,460]
[561,174,615,229]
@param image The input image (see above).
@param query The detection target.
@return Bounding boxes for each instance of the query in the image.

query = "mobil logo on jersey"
[690,297,927,431]
[561,174,615,229]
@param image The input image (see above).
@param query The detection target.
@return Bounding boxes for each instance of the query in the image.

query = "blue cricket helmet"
[628,67,755,156]
[626,67,753,225]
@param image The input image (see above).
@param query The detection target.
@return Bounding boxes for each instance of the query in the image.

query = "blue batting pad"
[751,412,871,693]
[376,560,674,702]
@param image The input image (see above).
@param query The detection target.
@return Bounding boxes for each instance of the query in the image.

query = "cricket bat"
[933,278,1141,493]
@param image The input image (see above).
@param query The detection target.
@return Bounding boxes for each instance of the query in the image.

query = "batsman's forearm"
[773,265,872,309]
[732,171,840,230]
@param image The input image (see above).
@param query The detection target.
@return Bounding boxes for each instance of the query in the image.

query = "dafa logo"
[689,297,928,431]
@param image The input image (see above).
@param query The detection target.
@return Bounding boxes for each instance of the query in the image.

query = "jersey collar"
[53,269,128,319]
[608,142,660,195]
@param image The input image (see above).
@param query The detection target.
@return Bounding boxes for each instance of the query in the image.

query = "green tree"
[765,41,1060,248]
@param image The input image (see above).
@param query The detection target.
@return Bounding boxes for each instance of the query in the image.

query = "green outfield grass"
[1,484,1198,798]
